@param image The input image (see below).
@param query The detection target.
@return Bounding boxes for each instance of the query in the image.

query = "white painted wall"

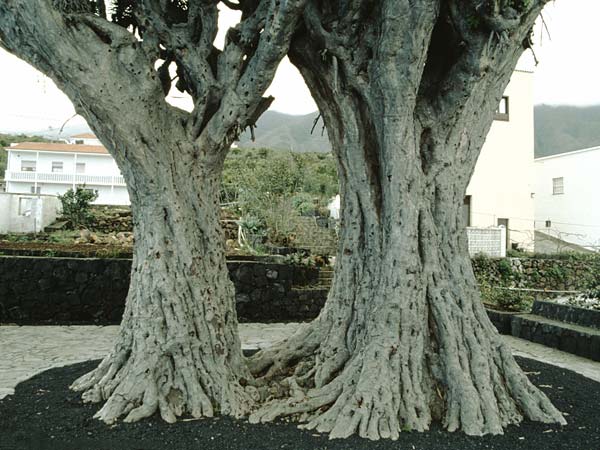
[0,193,60,233]
[535,146,600,251]
[466,70,535,251]
[4,149,130,205]
[7,150,120,176]
[66,136,102,146]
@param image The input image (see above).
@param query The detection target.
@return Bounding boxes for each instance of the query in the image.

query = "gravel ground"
[0,357,598,450]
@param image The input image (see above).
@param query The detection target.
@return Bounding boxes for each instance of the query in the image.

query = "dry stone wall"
[0,256,321,325]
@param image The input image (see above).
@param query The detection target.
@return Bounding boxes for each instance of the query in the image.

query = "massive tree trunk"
[249,0,565,439]
[0,0,304,423]
[71,166,255,423]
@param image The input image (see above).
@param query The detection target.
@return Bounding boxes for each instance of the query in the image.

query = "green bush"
[496,258,513,279]
[58,187,99,228]
[479,281,533,312]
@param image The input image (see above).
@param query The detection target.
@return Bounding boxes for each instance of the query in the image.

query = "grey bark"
[249,0,566,439]
[0,0,304,423]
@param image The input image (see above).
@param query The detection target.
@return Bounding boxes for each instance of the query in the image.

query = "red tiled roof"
[6,142,109,155]
[71,133,97,139]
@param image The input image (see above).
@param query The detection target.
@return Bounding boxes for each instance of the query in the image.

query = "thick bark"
[249,0,565,440]
[0,0,304,423]
[71,168,256,423]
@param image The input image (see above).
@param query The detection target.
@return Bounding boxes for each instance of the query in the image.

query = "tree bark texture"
[0,0,304,423]
[249,0,565,439]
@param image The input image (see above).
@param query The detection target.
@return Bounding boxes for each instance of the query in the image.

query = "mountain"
[29,123,93,140]
[236,110,331,153]
[535,104,600,158]
[20,106,599,158]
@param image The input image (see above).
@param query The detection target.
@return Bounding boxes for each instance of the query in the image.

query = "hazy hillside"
[535,104,600,158]
[19,105,600,159]
[237,111,331,153]
[29,124,94,140]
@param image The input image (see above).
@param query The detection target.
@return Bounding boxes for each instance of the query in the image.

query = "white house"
[534,146,600,252]
[4,136,130,205]
[465,69,535,252]
[65,133,102,146]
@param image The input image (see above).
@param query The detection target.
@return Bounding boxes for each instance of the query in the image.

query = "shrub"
[58,187,98,228]
[479,281,533,312]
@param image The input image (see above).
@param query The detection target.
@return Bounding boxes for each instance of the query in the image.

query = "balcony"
[4,171,126,187]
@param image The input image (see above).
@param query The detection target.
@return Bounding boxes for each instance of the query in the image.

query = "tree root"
[71,344,254,425]
[247,333,566,441]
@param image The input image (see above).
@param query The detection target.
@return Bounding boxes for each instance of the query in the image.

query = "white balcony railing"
[4,171,126,187]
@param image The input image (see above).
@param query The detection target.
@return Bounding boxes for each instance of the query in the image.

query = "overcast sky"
[0,0,598,133]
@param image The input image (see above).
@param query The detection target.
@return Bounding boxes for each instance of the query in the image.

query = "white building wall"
[8,150,119,176]
[535,147,600,251]
[5,149,130,205]
[466,70,535,251]
[66,136,102,146]
[0,193,60,233]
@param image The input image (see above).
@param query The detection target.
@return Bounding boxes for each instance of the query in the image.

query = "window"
[552,177,564,195]
[545,220,552,228]
[75,139,84,145]
[494,96,509,121]
[18,197,33,215]
[51,161,63,173]
[21,160,36,172]
[76,163,86,174]
[30,186,41,194]
[463,196,471,226]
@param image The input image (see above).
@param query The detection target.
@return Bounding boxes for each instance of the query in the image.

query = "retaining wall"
[0,256,319,324]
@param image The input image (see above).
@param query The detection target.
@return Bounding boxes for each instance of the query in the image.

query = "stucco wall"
[535,147,600,251]
[466,70,535,251]
[5,150,130,205]
[0,193,60,233]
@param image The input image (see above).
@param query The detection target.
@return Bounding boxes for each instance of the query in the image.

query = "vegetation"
[221,147,338,247]
[57,187,99,229]
[479,281,534,312]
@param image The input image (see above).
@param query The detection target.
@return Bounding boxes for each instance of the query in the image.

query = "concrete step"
[511,313,600,362]
[532,299,600,329]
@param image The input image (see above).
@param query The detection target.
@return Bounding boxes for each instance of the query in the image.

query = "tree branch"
[0,0,187,178]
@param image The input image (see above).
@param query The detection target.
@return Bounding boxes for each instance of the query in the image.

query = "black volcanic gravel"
[0,357,598,450]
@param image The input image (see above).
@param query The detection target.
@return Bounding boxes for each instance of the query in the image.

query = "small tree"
[58,187,99,228]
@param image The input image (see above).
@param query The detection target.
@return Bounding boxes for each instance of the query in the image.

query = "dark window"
[552,177,564,195]
[463,196,471,226]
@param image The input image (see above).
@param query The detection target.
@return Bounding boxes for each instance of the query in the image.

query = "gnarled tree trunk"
[0,0,305,424]
[249,0,565,439]
[71,167,254,423]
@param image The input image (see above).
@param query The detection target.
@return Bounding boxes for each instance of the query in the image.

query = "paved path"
[0,323,300,400]
[1,324,598,400]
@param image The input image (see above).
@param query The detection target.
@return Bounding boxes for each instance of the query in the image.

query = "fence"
[467,226,506,257]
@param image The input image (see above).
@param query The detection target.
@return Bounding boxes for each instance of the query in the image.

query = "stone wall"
[3,254,600,326]
[472,256,600,292]
[0,256,320,325]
